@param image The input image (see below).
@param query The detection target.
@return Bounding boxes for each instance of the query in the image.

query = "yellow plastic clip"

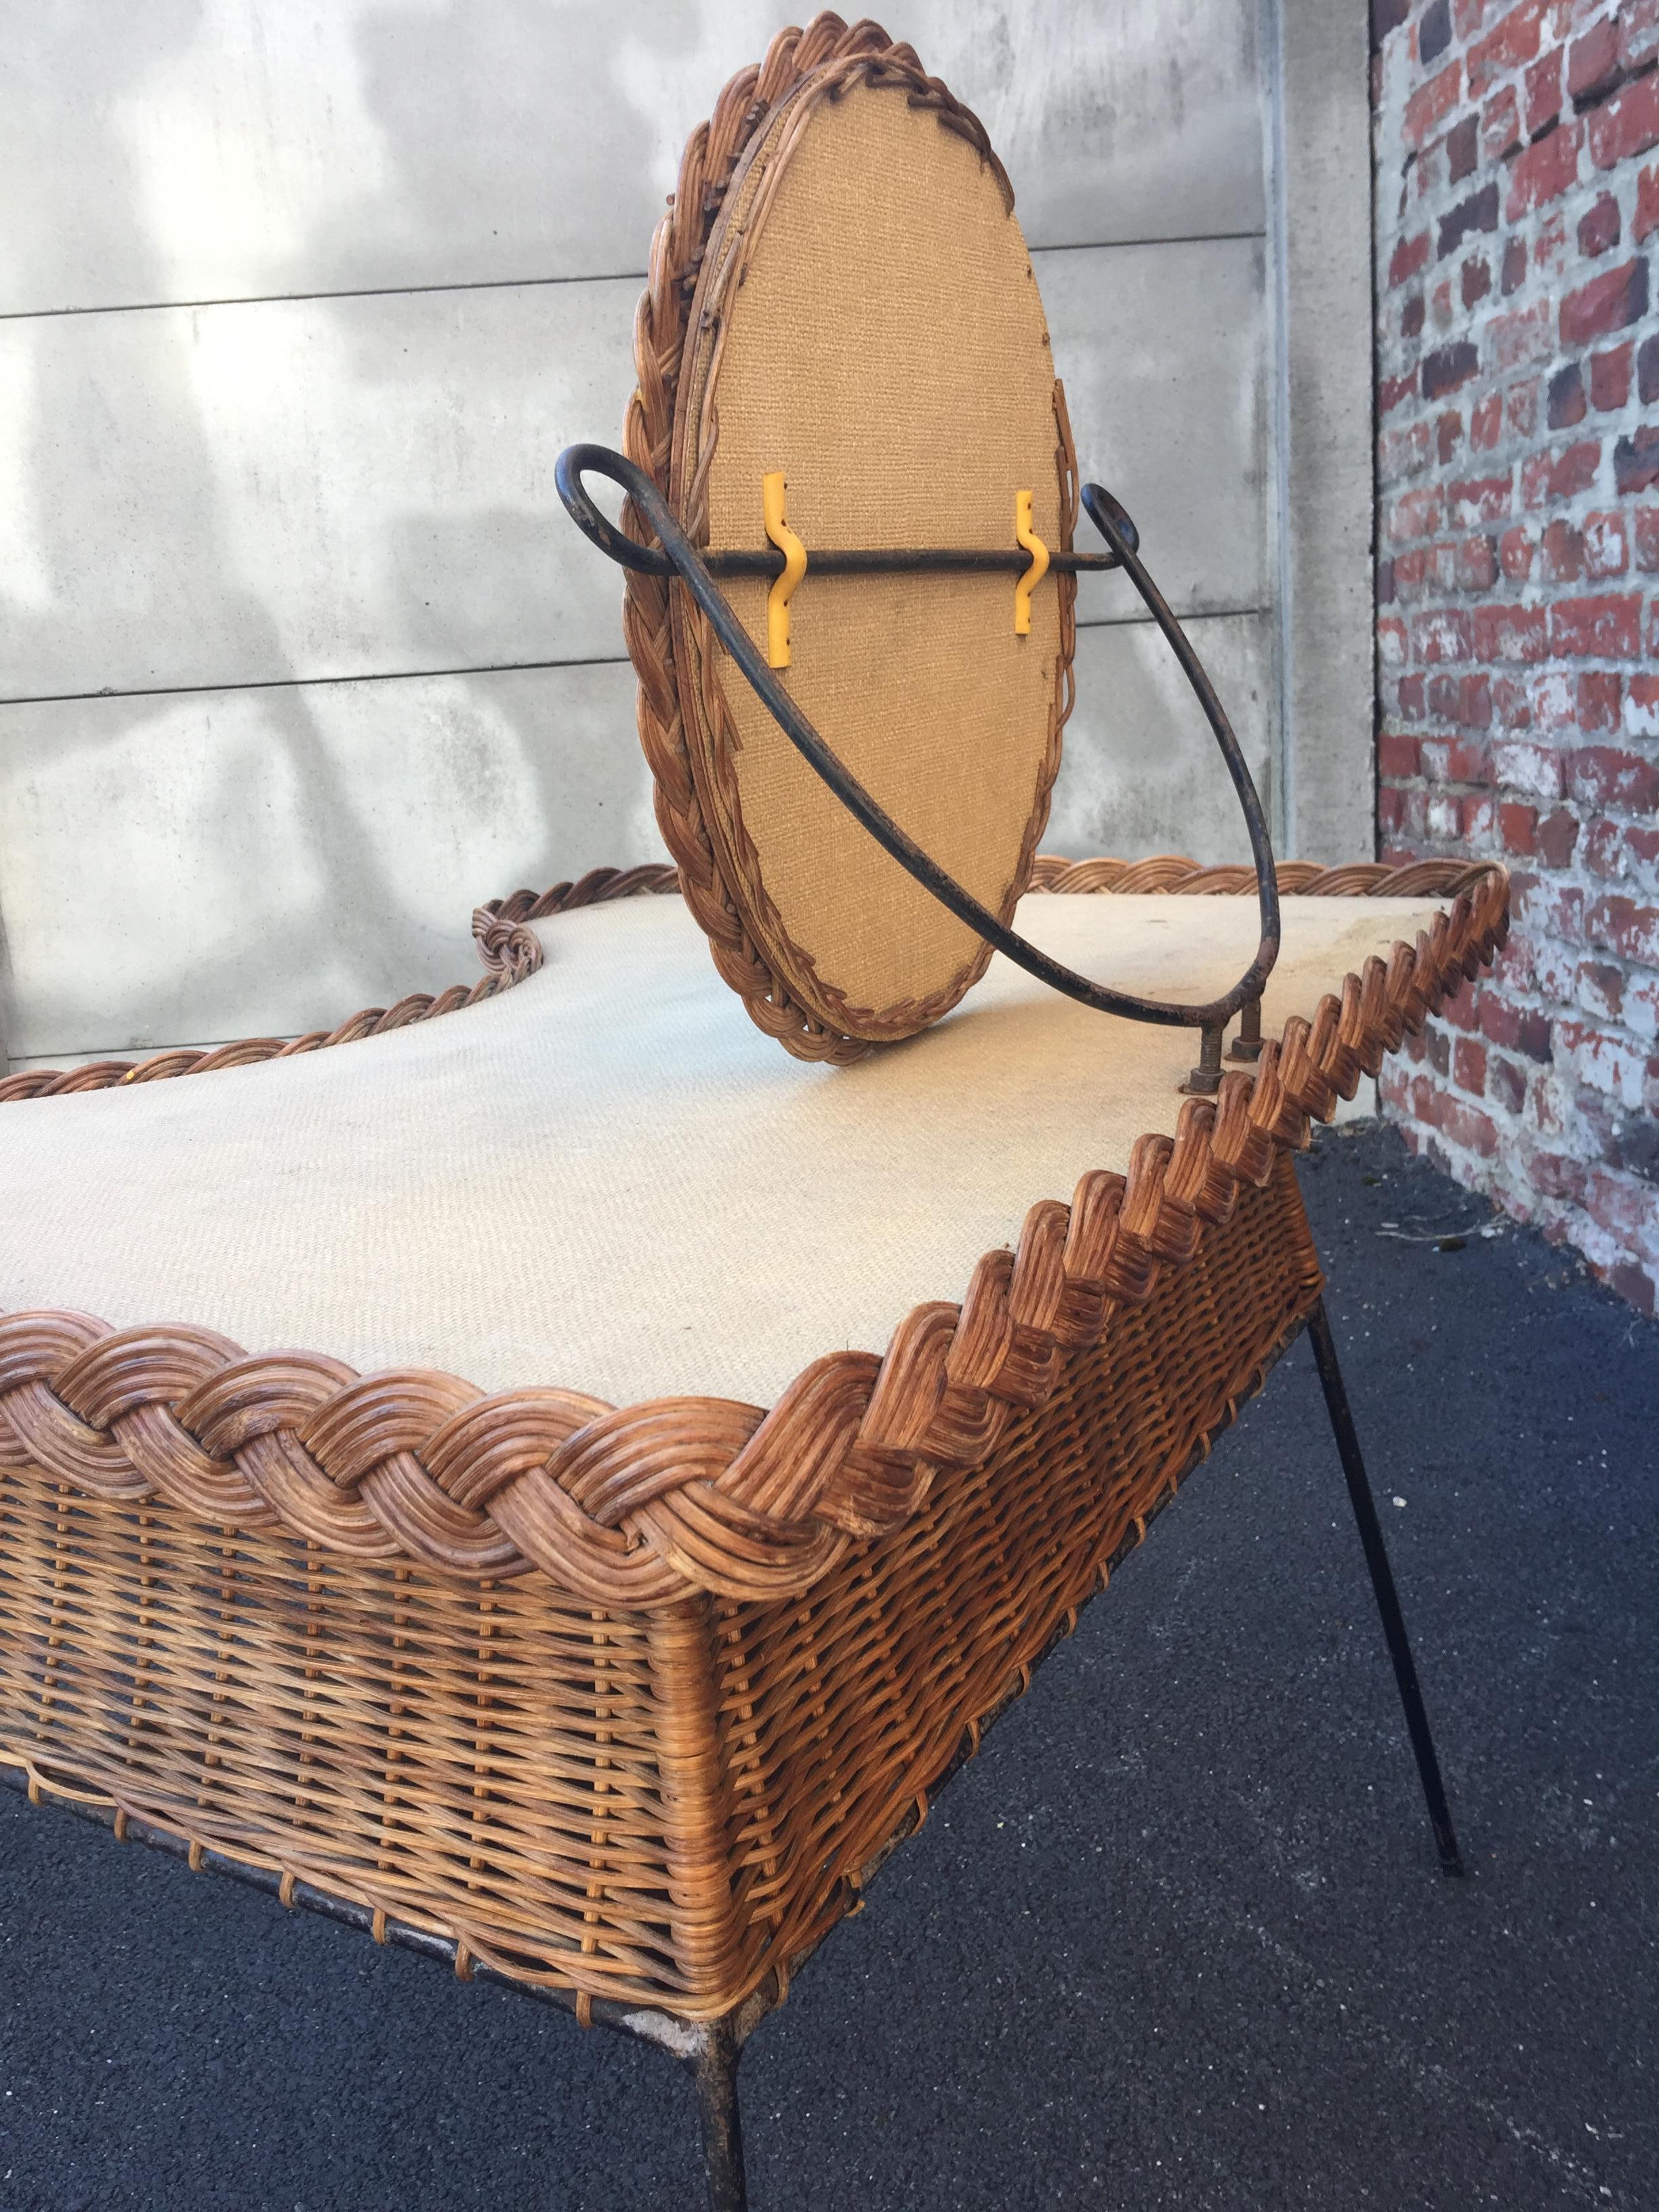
[762,470,808,668]
[1013,489,1049,635]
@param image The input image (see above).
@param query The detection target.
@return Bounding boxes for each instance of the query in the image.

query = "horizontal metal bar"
[701,546,1126,577]
[550,482,1140,583]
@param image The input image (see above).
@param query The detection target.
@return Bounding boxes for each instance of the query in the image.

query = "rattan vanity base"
[1,1150,1458,2209]
[1,853,1507,2208]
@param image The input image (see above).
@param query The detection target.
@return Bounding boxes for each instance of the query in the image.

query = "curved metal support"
[556,442,1279,1031]
[1078,483,1278,962]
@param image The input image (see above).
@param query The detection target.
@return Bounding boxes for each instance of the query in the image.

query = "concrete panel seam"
[0,609,1275,713]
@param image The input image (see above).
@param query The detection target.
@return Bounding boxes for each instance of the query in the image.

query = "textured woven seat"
[2,882,1469,1408]
[1,16,1510,2210]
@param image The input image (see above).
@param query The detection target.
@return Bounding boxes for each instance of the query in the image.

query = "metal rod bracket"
[555,443,1282,1034]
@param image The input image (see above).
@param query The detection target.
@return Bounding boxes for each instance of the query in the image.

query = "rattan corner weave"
[1,17,1511,2211]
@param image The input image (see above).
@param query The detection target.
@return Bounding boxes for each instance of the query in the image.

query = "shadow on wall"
[5,5,431,1056]
[2,2,712,1058]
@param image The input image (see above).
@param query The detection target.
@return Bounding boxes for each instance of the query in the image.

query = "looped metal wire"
[564,441,1282,1031]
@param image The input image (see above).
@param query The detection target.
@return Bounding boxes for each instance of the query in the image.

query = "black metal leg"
[687,2018,749,2212]
[1306,1298,1465,1877]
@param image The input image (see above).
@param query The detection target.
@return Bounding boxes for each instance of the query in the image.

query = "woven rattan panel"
[0,1153,1317,2019]
[657,38,1074,1052]
[705,1150,1321,2008]
[0,1486,689,2004]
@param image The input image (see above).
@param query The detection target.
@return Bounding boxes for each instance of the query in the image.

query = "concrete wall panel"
[1047,239,1266,629]
[0,281,640,700]
[2,242,1264,702]
[1046,613,1275,867]
[1,1,1263,314]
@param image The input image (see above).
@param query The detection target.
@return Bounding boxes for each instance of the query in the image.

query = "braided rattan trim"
[0,854,1490,1107]
[0,862,1508,1606]
[622,12,1062,1065]
[0,864,680,1105]
[0,858,1477,1115]
[1027,853,1499,899]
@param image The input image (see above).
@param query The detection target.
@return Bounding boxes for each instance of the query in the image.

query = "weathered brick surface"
[1375,0,1659,1316]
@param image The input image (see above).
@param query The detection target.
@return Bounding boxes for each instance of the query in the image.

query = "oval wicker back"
[626,24,1078,1062]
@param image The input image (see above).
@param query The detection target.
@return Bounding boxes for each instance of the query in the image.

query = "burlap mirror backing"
[624,24,1078,1061]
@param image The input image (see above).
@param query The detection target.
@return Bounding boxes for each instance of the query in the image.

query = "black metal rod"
[539,487,1138,580]
[1305,1299,1465,1877]
[687,2021,749,2212]
[703,544,1131,575]
[555,443,1279,1031]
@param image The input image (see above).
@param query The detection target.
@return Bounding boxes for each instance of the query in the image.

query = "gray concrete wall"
[1,0,1282,1069]
[1265,0,1378,865]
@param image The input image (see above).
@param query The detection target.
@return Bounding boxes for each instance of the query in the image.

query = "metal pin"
[1229,994,1264,1062]
[1182,1021,1225,1095]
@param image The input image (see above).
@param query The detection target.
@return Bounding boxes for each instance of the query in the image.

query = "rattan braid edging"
[0,864,680,1105]
[0,861,1509,1607]
[0,1277,1313,2022]
[1025,853,1499,899]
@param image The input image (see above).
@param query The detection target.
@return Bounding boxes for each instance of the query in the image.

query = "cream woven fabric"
[1,893,1445,1408]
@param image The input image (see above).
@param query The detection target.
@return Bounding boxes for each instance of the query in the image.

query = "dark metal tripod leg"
[1306,1298,1465,1877]
[687,2020,748,2212]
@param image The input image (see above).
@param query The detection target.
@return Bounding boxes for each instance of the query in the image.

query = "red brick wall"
[1372,0,1659,1315]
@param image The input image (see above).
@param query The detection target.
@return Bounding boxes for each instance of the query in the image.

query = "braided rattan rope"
[480,860,680,928]
[0,865,680,1105]
[0,862,1508,1606]
[1027,853,1500,899]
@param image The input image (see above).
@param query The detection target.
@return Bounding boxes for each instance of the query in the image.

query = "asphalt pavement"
[1,1121,1654,2211]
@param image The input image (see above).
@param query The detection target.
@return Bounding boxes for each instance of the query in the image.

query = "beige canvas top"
[0,890,1448,1411]
[665,64,1073,1044]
